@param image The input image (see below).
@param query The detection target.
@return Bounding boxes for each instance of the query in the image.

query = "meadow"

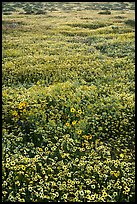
[2,2,135,202]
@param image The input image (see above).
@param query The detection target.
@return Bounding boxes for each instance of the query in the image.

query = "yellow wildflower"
[22,165,26,171]
[66,122,70,127]
[120,153,124,158]
[113,192,118,197]
[6,158,10,162]
[18,101,27,109]
[70,108,76,113]
[12,110,18,117]
[114,171,120,178]
[37,81,40,85]
[63,194,68,199]
[82,135,93,140]
[90,194,95,200]
[23,109,26,113]
[38,147,43,152]
[102,191,108,197]
[78,109,82,114]
[77,130,82,135]
[11,161,15,166]
[72,120,77,125]
[124,186,130,192]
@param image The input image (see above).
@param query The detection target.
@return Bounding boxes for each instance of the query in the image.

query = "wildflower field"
[2,2,135,202]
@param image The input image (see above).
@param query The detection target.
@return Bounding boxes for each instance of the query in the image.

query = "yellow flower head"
[37,81,40,85]
[72,120,77,125]
[113,192,118,197]
[78,109,82,114]
[63,194,68,199]
[102,191,108,197]
[23,109,26,113]
[82,135,92,140]
[11,161,15,166]
[12,110,18,117]
[66,122,70,127]
[120,153,124,158]
[22,165,26,171]
[114,171,120,178]
[38,147,43,152]
[18,101,27,109]
[70,108,76,113]
[77,130,82,135]
[124,186,130,192]
[90,194,95,200]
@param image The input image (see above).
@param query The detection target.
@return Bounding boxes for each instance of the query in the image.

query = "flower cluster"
[2,80,135,202]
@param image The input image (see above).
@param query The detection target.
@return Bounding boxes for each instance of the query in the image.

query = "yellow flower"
[12,110,18,117]
[102,191,108,197]
[123,190,128,195]
[38,147,43,152]
[70,108,76,113]
[66,122,70,127]
[28,186,33,191]
[86,190,91,194]
[6,158,11,162]
[110,171,114,175]
[79,190,84,196]
[85,179,91,185]
[20,199,25,202]
[77,130,82,135]
[15,181,20,186]
[117,186,122,190]
[11,161,15,166]
[124,186,130,192]
[72,120,77,125]
[18,101,27,109]
[82,135,92,140]
[35,155,40,159]
[22,165,26,171]
[107,185,111,190]
[78,109,82,114]
[114,171,120,178]
[91,184,95,189]
[37,81,40,85]
[63,194,68,199]
[120,153,124,158]
[23,109,26,113]
[113,192,118,197]
[90,194,95,200]
[86,195,91,199]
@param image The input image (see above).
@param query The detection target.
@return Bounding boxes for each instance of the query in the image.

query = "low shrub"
[124,19,135,27]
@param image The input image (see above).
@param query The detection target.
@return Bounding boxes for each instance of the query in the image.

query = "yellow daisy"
[120,153,124,158]
[70,108,76,113]
[66,122,70,127]
[77,130,82,135]
[12,110,18,117]
[22,165,26,171]
[72,120,77,125]
[78,109,82,114]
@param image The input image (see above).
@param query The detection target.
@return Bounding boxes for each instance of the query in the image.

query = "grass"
[2,2,135,202]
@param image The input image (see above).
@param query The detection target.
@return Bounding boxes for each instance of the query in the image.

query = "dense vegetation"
[2,2,135,202]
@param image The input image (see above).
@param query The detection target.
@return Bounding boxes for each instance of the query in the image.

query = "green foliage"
[2,2,135,202]
[2,2,135,14]
[98,10,111,15]
[124,19,135,27]
[67,22,112,30]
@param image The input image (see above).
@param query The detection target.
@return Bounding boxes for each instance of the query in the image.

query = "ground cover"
[2,2,135,202]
